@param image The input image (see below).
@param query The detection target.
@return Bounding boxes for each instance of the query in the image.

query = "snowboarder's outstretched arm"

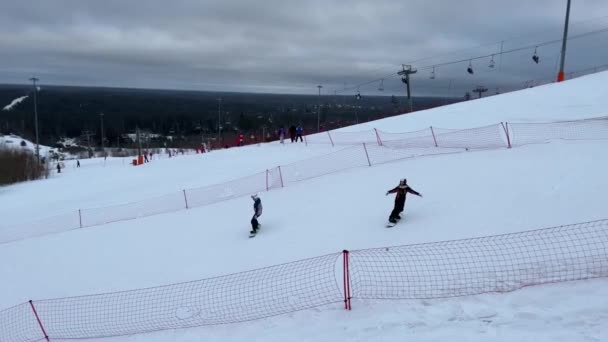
[407,187,422,197]
[386,186,399,196]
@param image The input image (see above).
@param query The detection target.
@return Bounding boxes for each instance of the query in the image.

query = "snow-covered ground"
[1,139,606,306]
[0,144,343,222]
[2,95,28,111]
[106,278,608,342]
[0,134,53,156]
[1,72,608,341]
[334,71,608,132]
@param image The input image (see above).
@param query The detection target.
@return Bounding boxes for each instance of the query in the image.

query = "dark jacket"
[253,197,263,217]
[387,185,421,205]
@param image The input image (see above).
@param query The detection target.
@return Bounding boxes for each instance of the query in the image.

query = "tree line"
[0,84,460,148]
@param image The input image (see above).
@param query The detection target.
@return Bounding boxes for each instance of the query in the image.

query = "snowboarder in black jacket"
[386,179,422,223]
[250,194,263,234]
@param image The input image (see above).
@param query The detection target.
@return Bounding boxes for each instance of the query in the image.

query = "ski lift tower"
[398,65,417,112]
[473,86,488,98]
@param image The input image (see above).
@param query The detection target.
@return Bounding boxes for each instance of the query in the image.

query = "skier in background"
[386,179,422,224]
[250,194,263,236]
[296,125,304,142]
[289,125,297,142]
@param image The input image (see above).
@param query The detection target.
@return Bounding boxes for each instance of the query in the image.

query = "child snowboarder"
[250,194,263,236]
[386,179,422,225]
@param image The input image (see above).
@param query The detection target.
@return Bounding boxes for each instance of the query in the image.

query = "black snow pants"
[251,215,260,230]
[389,197,406,222]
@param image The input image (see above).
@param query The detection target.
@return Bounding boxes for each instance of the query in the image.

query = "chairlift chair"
[532,47,540,64]
[467,60,474,75]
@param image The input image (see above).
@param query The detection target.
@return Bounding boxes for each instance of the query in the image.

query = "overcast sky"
[1,0,608,96]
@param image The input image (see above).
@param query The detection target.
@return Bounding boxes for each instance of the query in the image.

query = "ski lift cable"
[414,26,608,71]
[330,13,608,81]
[329,25,608,95]
[403,14,608,65]
[323,15,608,90]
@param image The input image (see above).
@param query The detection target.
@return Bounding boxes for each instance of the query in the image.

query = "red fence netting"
[24,253,342,341]
[326,130,378,145]
[0,303,45,342]
[508,119,608,146]
[279,146,370,185]
[348,220,608,300]
[2,220,608,340]
[376,127,436,148]
[185,171,267,208]
[80,192,187,227]
[432,123,508,149]
[365,145,464,166]
[1,211,81,245]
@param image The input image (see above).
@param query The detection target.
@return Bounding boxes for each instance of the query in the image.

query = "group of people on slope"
[278,125,304,144]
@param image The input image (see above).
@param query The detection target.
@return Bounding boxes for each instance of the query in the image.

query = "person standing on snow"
[289,125,297,143]
[250,194,263,235]
[386,179,422,224]
[296,125,304,142]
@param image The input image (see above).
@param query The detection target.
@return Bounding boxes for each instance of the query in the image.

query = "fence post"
[78,209,83,228]
[430,126,438,147]
[362,143,372,166]
[501,122,512,148]
[374,128,383,146]
[182,189,189,209]
[304,135,308,146]
[29,300,50,342]
[265,169,269,191]
[342,250,351,310]
[327,131,335,147]
[278,166,284,188]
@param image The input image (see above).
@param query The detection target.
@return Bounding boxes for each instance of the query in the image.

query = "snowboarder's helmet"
[399,179,407,188]
[251,194,259,200]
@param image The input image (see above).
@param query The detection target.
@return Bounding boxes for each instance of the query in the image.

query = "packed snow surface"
[1,72,608,341]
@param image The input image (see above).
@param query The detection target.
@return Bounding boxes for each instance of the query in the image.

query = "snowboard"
[249,225,261,238]
[386,217,402,228]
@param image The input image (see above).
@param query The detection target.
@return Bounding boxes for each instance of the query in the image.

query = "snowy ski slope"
[1,72,608,341]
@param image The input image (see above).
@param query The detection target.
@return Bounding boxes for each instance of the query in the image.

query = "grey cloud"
[1,0,607,95]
